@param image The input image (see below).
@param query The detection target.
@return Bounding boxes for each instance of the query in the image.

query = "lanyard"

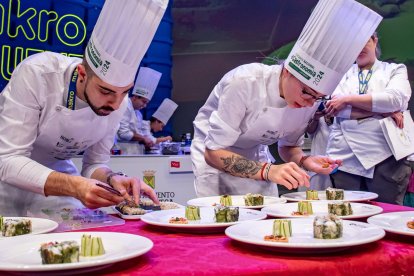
[358,68,372,95]
[66,68,78,110]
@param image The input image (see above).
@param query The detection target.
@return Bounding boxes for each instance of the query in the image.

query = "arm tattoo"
[220,155,262,178]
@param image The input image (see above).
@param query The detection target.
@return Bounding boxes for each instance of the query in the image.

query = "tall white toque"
[85,0,168,87]
[131,67,162,101]
[152,98,178,125]
[285,0,382,95]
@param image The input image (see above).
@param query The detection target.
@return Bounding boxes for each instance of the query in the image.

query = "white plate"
[367,211,414,236]
[113,203,184,220]
[225,218,385,252]
[0,217,58,239]
[187,195,286,209]
[261,202,383,219]
[0,231,153,272]
[281,191,378,202]
[141,207,267,230]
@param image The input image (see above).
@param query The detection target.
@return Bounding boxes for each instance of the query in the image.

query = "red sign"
[171,161,180,168]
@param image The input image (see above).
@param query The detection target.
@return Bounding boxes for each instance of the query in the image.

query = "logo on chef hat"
[143,170,156,189]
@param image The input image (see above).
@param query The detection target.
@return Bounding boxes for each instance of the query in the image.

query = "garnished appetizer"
[169,217,188,224]
[2,218,32,237]
[214,205,239,223]
[81,234,105,257]
[264,219,292,242]
[292,201,313,216]
[328,201,353,216]
[220,195,233,206]
[244,193,264,206]
[40,241,79,264]
[407,219,414,229]
[185,205,201,220]
[116,201,147,215]
[313,214,343,239]
[306,190,319,200]
[326,188,344,200]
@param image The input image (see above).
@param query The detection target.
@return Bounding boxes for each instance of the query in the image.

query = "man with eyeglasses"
[191,0,382,197]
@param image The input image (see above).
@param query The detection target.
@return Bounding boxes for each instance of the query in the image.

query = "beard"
[84,83,114,116]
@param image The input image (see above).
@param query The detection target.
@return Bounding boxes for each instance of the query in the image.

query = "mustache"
[99,106,114,111]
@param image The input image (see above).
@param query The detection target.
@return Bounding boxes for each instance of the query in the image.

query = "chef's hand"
[383,111,404,129]
[325,96,348,117]
[143,137,155,147]
[109,174,159,205]
[76,178,125,209]
[302,155,342,174]
[267,163,310,190]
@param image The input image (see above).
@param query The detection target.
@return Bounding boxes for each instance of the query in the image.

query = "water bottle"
[185,133,192,146]
[183,133,192,154]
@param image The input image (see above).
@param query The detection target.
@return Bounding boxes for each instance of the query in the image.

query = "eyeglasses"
[301,89,329,102]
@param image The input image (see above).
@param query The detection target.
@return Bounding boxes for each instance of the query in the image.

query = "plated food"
[367,211,414,237]
[225,218,385,252]
[0,232,153,272]
[141,207,266,232]
[261,202,383,219]
[0,217,58,238]
[1,217,32,237]
[313,215,343,239]
[114,199,183,220]
[187,194,286,209]
[281,190,378,202]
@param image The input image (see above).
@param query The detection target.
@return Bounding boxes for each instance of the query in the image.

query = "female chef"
[325,32,412,205]
[191,0,382,197]
[0,0,168,216]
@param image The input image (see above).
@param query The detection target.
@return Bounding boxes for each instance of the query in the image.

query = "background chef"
[0,0,168,216]
[191,0,382,197]
[141,98,179,145]
[117,67,162,154]
[325,32,412,205]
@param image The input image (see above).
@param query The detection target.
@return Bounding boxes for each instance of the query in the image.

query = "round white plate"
[367,211,414,236]
[225,218,385,252]
[0,217,58,239]
[141,207,267,229]
[0,231,153,272]
[113,203,184,220]
[281,191,378,202]
[187,195,286,209]
[261,202,383,219]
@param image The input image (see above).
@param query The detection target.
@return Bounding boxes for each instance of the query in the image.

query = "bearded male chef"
[0,0,168,216]
[191,0,382,197]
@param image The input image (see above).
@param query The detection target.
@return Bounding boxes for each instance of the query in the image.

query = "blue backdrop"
[0,0,173,135]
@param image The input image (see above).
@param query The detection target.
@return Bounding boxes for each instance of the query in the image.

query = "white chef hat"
[85,0,168,87]
[152,98,178,125]
[285,0,382,95]
[131,67,162,100]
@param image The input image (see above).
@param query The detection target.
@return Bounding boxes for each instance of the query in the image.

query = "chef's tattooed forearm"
[220,155,262,178]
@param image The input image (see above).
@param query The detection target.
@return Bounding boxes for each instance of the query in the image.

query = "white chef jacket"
[327,59,412,178]
[308,117,333,190]
[191,63,318,197]
[140,120,157,144]
[0,52,127,216]
[117,98,143,141]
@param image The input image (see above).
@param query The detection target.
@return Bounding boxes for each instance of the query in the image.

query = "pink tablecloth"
[70,202,414,276]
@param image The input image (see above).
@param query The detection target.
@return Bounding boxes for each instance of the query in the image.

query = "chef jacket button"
[56,106,62,112]
[263,107,267,112]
